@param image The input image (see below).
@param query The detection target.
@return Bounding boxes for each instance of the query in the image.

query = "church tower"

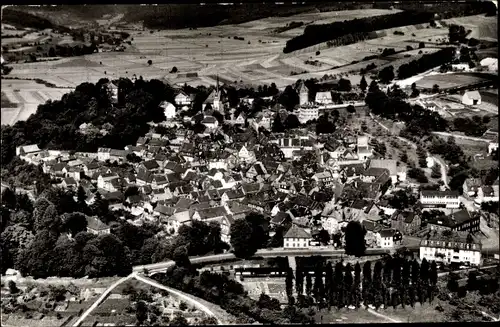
[213,74,221,111]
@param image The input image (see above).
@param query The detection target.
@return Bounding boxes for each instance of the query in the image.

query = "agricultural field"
[415,72,494,90]
[1,79,72,125]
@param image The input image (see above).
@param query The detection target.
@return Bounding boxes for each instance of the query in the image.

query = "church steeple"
[216,74,219,95]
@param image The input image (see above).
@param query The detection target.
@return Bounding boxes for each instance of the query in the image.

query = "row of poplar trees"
[285,257,439,310]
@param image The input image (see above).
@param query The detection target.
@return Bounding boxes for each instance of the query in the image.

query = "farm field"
[1,79,73,125]
[415,72,495,90]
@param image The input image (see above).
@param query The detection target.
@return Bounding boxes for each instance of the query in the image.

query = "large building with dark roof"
[427,209,480,233]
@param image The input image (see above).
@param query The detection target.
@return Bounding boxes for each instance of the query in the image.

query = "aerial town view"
[0,2,499,326]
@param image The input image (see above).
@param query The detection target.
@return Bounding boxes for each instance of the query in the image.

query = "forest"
[283,1,495,53]
[397,47,456,80]
[0,78,176,166]
[283,11,435,53]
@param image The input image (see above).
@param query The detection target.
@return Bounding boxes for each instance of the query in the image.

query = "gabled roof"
[379,229,395,238]
[86,216,109,231]
[284,224,311,239]
[195,206,228,220]
[464,90,481,100]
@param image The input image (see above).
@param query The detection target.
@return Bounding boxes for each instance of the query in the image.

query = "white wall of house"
[284,237,310,249]
[420,195,460,208]
[420,246,481,266]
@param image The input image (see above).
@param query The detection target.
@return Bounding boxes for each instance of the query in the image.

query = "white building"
[476,185,499,204]
[175,91,193,107]
[420,237,481,266]
[160,101,176,119]
[420,190,460,209]
[480,57,498,71]
[315,91,333,105]
[16,144,41,157]
[368,159,406,184]
[426,157,435,168]
[357,136,373,161]
[283,225,312,249]
[461,91,481,106]
[488,141,498,155]
[106,81,119,103]
[86,216,111,235]
[297,106,319,124]
[377,229,395,248]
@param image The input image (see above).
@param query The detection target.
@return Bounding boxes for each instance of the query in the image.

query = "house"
[160,101,177,119]
[463,178,482,197]
[175,90,193,107]
[377,229,395,248]
[420,190,460,209]
[283,225,312,249]
[368,159,406,184]
[461,91,481,106]
[297,106,319,124]
[356,136,373,160]
[106,81,119,103]
[168,210,193,234]
[420,234,481,266]
[315,91,333,104]
[192,206,228,222]
[86,216,111,235]
[427,209,480,233]
[246,162,267,180]
[476,185,499,204]
[220,189,245,204]
[97,173,120,190]
[201,116,219,130]
[61,177,78,189]
[391,211,421,234]
[312,171,334,187]
[16,144,42,157]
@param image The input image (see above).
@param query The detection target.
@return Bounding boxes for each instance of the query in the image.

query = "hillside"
[6,3,371,30]
[1,8,70,32]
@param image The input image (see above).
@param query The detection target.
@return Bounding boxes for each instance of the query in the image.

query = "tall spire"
[216,74,219,94]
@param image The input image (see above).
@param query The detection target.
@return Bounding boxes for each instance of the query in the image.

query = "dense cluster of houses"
[13,80,497,260]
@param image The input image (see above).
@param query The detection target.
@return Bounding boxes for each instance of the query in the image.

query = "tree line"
[365,81,448,138]
[397,47,456,80]
[153,263,315,324]
[283,11,435,53]
[285,257,439,311]
[0,182,229,278]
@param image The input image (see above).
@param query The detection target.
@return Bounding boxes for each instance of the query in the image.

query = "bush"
[316,51,320,55]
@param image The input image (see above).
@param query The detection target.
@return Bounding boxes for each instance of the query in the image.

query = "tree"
[136,300,148,324]
[344,221,366,257]
[61,212,88,237]
[284,114,300,130]
[419,42,425,48]
[432,84,440,93]
[400,151,408,163]
[317,229,331,245]
[338,78,352,92]
[313,263,324,304]
[378,66,395,84]
[431,164,442,179]
[360,75,368,92]
[1,188,17,210]
[306,273,312,296]
[172,245,190,267]
[76,185,87,205]
[296,269,304,295]
[271,114,285,133]
[230,218,256,258]
[285,267,294,302]
[279,85,300,111]
[170,66,178,73]
[8,280,19,294]
[147,59,152,66]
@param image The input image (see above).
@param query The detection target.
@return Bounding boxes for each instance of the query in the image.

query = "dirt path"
[366,307,402,323]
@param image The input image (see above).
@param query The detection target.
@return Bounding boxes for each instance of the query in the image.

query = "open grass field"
[415,72,494,90]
